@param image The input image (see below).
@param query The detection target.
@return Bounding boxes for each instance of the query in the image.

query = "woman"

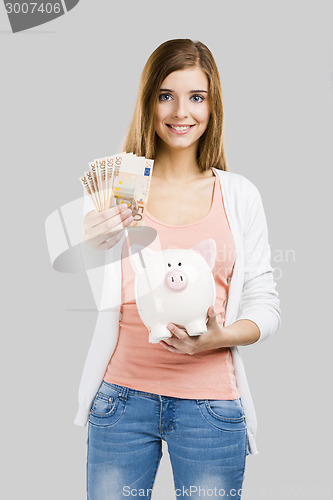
[77,39,281,499]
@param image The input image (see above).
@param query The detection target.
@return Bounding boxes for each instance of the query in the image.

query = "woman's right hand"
[83,204,133,250]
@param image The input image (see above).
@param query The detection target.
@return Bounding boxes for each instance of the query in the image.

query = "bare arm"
[212,319,260,348]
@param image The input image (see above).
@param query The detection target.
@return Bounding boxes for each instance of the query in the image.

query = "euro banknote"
[79,152,154,227]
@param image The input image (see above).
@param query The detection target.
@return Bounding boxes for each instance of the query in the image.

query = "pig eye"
[168,263,171,267]
[178,262,182,266]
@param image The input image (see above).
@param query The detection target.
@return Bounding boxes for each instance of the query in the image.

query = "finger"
[160,342,182,354]
[163,336,178,347]
[167,324,189,341]
[85,215,133,246]
[86,204,129,227]
[171,322,187,330]
[206,305,216,321]
[167,347,182,354]
[83,205,127,235]
[84,229,122,249]
[86,210,133,240]
[97,231,125,250]
[164,335,190,352]
[206,305,214,315]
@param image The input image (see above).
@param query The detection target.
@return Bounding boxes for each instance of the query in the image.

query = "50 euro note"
[79,152,154,228]
[111,153,154,227]
[91,156,114,211]
[80,154,119,212]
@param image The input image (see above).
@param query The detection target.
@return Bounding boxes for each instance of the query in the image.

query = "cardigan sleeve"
[236,180,281,343]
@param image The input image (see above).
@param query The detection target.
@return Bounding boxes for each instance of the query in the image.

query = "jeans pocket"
[207,398,245,420]
[89,381,126,427]
[91,392,116,417]
[197,398,246,432]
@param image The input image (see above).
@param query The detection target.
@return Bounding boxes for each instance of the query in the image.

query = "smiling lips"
[166,124,195,134]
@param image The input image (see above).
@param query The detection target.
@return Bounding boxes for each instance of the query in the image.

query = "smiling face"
[154,67,210,152]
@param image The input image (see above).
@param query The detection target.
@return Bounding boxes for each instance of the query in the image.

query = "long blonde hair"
[123,38,228,172]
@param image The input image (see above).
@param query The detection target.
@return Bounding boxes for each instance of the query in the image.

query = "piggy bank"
[129,238,216,344]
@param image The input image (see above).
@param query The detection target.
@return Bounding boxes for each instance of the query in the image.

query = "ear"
[191,238,216,271]
[129,244,156,275]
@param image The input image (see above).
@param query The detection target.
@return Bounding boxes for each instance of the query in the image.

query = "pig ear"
[129,244,156,275]
[191,238,216,271]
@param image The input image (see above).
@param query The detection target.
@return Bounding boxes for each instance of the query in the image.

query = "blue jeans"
[87,381,248,499]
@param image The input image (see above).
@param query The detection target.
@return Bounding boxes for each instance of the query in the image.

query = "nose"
[172,98,188,119]
[165,270,188,291]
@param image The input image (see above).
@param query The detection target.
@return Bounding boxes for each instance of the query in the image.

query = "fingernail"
[168,324,173,331]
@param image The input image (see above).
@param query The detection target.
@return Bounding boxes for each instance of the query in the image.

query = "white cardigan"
[74,167,281,456]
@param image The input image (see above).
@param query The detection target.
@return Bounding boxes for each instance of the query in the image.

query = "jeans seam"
[241,426,248,472]
[86,424,90,500]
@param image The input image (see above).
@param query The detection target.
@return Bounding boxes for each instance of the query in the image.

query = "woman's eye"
[158,93,172,102]
[191,94,204,103]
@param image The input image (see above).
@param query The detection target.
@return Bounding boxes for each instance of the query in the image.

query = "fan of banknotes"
[80,152,154,227]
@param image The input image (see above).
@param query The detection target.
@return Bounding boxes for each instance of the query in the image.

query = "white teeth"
[169,125,192,131]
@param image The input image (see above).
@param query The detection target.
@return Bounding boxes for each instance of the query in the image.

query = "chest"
[145,175,216,226]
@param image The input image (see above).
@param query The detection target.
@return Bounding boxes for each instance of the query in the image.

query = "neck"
[153,140,210,184]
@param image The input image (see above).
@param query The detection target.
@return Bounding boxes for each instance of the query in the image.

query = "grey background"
[1,0,332,498]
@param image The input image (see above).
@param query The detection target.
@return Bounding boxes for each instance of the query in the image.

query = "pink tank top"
[103,168,240,399]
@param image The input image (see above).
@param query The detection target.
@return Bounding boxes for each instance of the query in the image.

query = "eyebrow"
[159,88,208,93]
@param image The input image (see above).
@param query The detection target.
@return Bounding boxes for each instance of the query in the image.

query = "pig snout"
[165,270,188,291]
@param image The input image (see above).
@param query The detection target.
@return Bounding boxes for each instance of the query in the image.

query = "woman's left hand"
[159,306,229,355]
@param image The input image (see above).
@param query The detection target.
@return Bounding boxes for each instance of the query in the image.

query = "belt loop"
[118,385,129,401]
